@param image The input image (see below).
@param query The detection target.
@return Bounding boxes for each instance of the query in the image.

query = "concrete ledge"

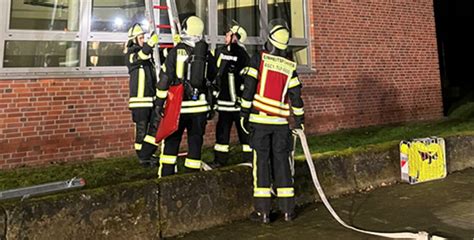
[158,167,253,238]
[1,135,473,239]
[445,135,474,172]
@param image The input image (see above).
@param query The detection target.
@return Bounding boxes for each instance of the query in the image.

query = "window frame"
[0,0,312,79]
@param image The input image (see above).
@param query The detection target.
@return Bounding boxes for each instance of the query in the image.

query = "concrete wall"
[1,135,472,239]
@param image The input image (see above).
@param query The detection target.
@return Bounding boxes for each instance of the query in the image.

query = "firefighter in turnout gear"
[125,23,160,167]
[156,16,217,177]
[211,25,252,167]
[240,20,304,223]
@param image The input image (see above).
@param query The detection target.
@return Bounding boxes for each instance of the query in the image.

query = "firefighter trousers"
[132,108,160,161]
[250,123,295,215]
[214,111,252,165]
[158,112,207,177]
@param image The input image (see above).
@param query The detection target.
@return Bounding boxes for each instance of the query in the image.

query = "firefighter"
[156,16,217,177]
[125,23,160,167]
[211,25,252,167]
[240,20,304,223]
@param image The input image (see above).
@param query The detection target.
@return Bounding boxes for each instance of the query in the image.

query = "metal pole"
[208,0,217,50]
[196,0,207,23]
[49,0,59,30]
[0,178,86,201]
[65,0,80,67]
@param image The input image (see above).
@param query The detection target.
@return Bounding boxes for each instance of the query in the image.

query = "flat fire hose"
[202,162,252,170]
[293,129,446,240]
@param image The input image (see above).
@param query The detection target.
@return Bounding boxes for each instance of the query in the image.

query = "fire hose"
[293,129,446,240]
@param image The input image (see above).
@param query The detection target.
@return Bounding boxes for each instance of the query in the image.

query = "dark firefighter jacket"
[126,43,157,109]
[214,44,250,112]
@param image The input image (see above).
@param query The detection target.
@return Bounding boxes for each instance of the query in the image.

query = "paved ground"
[170,168,474,240]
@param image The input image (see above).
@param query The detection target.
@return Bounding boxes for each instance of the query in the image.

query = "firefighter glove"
[293,116,304,131]
[212,77,221,92]
[207,109,215,120]
[147,31,159,47]
[154,98,165,117]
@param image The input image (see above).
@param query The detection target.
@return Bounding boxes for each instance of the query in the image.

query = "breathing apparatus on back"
[178,16,208,100]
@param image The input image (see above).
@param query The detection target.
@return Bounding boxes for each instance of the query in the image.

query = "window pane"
[292,46,308,66]
[87,42,126,67]
[268,0,305,38]
[218,0,260,36]
[3,41,80,68]
[91,0,146,32]
[10,0,80,31]
[176,0,208,34]
[90,0,208,34]
[151,0,209,35]
[245,45,261,58]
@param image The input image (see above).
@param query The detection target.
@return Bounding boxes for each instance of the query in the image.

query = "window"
[152,0,209,35]
[176,0,209,34]
[87,42,125,67]
[9,0,80,31]
[268,0,309,66]
[217,0,260,36]
[0,0,311,78]
[4,41,80,68]
[268,0,305,38]
[292,47,308,66]
[91,0,146,32]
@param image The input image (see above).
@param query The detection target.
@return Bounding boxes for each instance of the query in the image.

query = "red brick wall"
[0,78,134,169]
[304,0,443,132]
[0,0,443,169]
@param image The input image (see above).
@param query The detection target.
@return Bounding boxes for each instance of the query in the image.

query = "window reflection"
[91,0,146,32]
[10,0,80,31]
[4,41,80,67]
[87,42,127,67]
[268,0,305,38]
[218,0,260,37]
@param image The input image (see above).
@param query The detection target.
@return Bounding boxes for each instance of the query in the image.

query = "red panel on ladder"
[157,24,172,29]
[153,5,169,10]
[159,44,175,48]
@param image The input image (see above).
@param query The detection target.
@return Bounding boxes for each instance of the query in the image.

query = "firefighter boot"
[249,211,270,224]
[283,211,297,222]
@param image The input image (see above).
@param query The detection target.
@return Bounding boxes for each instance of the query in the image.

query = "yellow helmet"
[230,25,247,43]
[182,16,204,37]
[128,23,145,40]
[268,25,290,50]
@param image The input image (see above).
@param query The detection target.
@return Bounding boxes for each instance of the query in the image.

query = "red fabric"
[257,52,291,103]
[155,84,183,143]
[263,69,288,101]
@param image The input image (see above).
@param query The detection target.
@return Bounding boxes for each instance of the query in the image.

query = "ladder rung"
[157,24,172,29]
[153,5,169,10]
[159,44,174,48]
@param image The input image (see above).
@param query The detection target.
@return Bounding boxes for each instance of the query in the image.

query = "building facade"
[0,0,443,169]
